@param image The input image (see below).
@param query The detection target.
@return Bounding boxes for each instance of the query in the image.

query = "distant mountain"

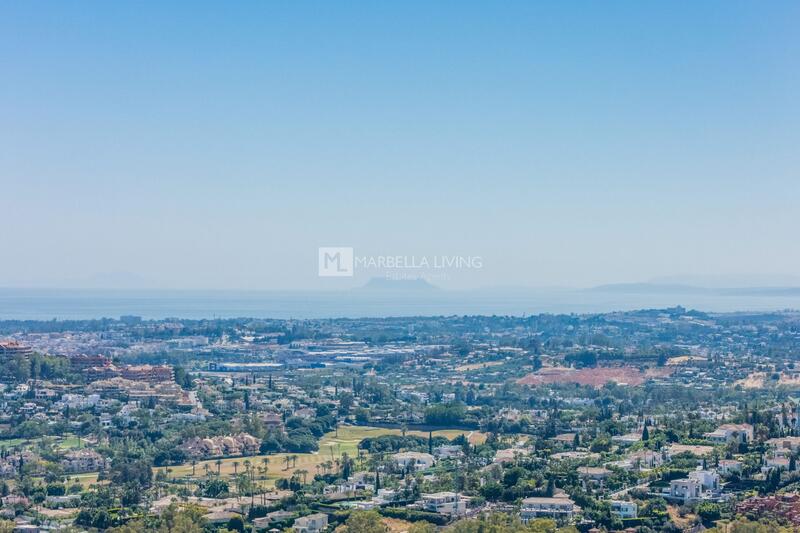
[650,274,800,288]
[357,277,439,291]
[587,282,800,297]
[4,271,156,290]
[587,283,706,294]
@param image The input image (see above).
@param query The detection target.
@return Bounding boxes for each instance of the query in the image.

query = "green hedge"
[379,507,450,525]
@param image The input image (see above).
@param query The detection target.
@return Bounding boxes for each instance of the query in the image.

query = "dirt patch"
[667,505,698,529]
[38,508,78,519]
[736,372,766,389]
[517,366,671,388]
[382,518,416,533]
[667,444,715,457]
[736,372,800,389]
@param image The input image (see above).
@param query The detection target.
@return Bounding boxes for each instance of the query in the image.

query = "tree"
[297,469,308,484]
[226,516,245,532]
[340,510,389,533]
[446,513,548,533]
[528,519,558,533]
[158,503,207,533]
[480,482,503,501]
[424,403,466,425]
[235,473,249,501]
[697,502,722,527]
[174,366,194,389]
[355,408,370,424]
[92,509,113,530]
[9,354,30,383]
[338,392,354,414]
[121,482,141,507]
[202,478,229,498]
[706,518,793,532]
[408,523,437,533]
[341,453,353,479]
[109,456,153,488]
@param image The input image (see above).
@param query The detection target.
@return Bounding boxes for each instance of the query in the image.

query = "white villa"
[520,496,579,522]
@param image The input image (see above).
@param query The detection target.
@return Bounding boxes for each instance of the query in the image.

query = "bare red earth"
[517,366,670,388]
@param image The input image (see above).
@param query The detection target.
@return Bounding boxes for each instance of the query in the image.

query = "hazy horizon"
[2,2,799,291]
[6,273,800,292]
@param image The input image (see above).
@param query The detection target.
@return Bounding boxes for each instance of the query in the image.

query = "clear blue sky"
[1,2,798,290]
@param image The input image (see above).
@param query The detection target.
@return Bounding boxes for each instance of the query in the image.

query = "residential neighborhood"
[0,310,800,531]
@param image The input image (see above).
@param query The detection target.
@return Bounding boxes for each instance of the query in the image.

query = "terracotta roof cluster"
[737,493,800,526]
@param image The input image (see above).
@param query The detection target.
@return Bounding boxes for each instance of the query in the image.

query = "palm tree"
[357,449,366,468]
[245,462,256,507]
[215,459,222,475]
[191,459,197,477]
[297,469,308,485]
[203,463,211,478]
[235,473,248,502]
[283,456,291,470]
[232,461,240,476]
[261,457,270,477]
[290,455,299,468]
[341,453,352,479]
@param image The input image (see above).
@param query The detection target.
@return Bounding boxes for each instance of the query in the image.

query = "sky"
[1,2,799,290]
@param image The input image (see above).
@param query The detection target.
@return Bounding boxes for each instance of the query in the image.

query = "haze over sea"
[2,287,800,320]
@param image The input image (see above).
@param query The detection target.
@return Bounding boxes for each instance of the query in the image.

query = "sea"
[1,288,800,320]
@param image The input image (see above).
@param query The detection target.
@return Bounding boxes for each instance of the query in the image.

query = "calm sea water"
[1,288,799,320]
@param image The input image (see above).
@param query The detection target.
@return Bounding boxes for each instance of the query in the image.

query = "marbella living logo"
[318,247,482,277]
[318,247,355,277]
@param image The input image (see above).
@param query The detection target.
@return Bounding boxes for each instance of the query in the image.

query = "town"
[0,308,799,532]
